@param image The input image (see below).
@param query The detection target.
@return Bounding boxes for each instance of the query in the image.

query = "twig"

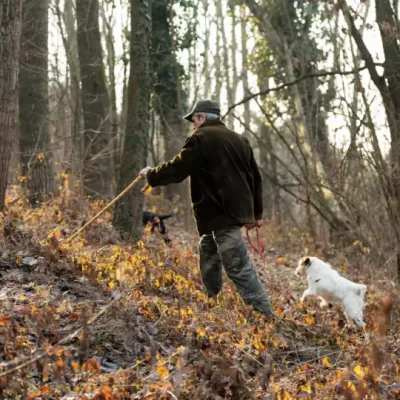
[222,64,383,118]
[233,343,265,367]
[0,295,120,377]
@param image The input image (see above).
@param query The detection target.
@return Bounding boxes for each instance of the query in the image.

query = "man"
[140,100,274,318]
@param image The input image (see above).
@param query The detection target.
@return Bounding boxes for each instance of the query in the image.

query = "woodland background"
[0,0,399,398]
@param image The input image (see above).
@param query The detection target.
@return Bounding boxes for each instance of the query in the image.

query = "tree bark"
[201,0,211,99]
[112,0,151,241]
[169,0,192,230]
[0,0,23,209]
[19,0,54,205]
[56,0,83,190]
[76,0,112,198]
[101,2,118,194]
[216,0,234,128]
[240,6,251,136]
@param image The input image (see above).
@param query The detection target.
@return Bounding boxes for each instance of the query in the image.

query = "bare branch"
[339,0,385,90]
[222,65,381,118]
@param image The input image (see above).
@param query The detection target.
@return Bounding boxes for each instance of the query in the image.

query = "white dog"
[295,256,367,328]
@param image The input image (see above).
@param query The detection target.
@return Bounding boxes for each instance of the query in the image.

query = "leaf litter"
[0,188,399,399]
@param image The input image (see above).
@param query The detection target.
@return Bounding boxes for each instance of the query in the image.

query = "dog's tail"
[159,214,173,220]
[355,284,367,299]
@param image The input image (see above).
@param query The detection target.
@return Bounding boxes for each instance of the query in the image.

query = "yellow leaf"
[54,347,63,357]
[196,327,206,337]
[334,369,344,382]
[157,363,169,379]
[300,383,312,393]
[108,281,115,290]
[19,294,26,301]
[353,240,360,246]
[345,381,356,391]
[56,359,65,367]
[271,337,280,348]
[322,356,331,367]
[354,364,365,379]
[305,316,314,325]
[362,247,371,254]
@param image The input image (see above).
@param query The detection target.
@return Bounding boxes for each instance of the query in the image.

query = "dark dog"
[143,211,172,243]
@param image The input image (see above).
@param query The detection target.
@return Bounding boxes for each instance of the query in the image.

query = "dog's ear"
[302,257,311,267]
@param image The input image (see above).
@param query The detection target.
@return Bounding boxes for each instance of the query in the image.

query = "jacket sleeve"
[249,148,263,220]
[147,134,202,187]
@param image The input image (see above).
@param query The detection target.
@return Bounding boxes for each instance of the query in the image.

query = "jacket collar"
[199,119,225,129]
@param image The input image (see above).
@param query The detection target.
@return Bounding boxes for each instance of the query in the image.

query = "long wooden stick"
[66,176,150,244]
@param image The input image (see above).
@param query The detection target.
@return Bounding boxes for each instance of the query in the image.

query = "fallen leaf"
[157,363,169,379]
[322,356,331,368]
[305,316,314,325]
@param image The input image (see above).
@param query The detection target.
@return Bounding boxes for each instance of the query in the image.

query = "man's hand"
[244,219,264,230]
[139,166,152,178]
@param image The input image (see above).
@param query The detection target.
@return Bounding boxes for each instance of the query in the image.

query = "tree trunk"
[0,0,23,209]
[201,0,211,99]
[216,0,234,129]
[240,6,251,136]
[101,3,118,195]
[169,0,192,230]
[230,1,239,121]
[76,0,112,198]
[19,0,54,205]
[112,0,151,241]
[214,16,222,105]
[58,0,83,190]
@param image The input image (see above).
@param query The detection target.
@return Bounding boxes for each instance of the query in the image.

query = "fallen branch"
[0,295,120,378]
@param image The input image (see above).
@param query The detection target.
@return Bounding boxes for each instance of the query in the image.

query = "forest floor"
[0,185,399,399]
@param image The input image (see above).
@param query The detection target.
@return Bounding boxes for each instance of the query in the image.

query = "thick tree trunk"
[19,0,54,205]
[0,0,23,209]
[112,0,151,241]
[76,0,112,198]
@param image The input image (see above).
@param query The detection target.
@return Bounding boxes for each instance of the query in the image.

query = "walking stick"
[66,176,151,244]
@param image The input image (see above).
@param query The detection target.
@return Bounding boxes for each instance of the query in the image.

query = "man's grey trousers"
[199,225,273,317]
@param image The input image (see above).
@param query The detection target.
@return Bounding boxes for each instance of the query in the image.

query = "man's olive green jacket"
[147,120,263,235]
